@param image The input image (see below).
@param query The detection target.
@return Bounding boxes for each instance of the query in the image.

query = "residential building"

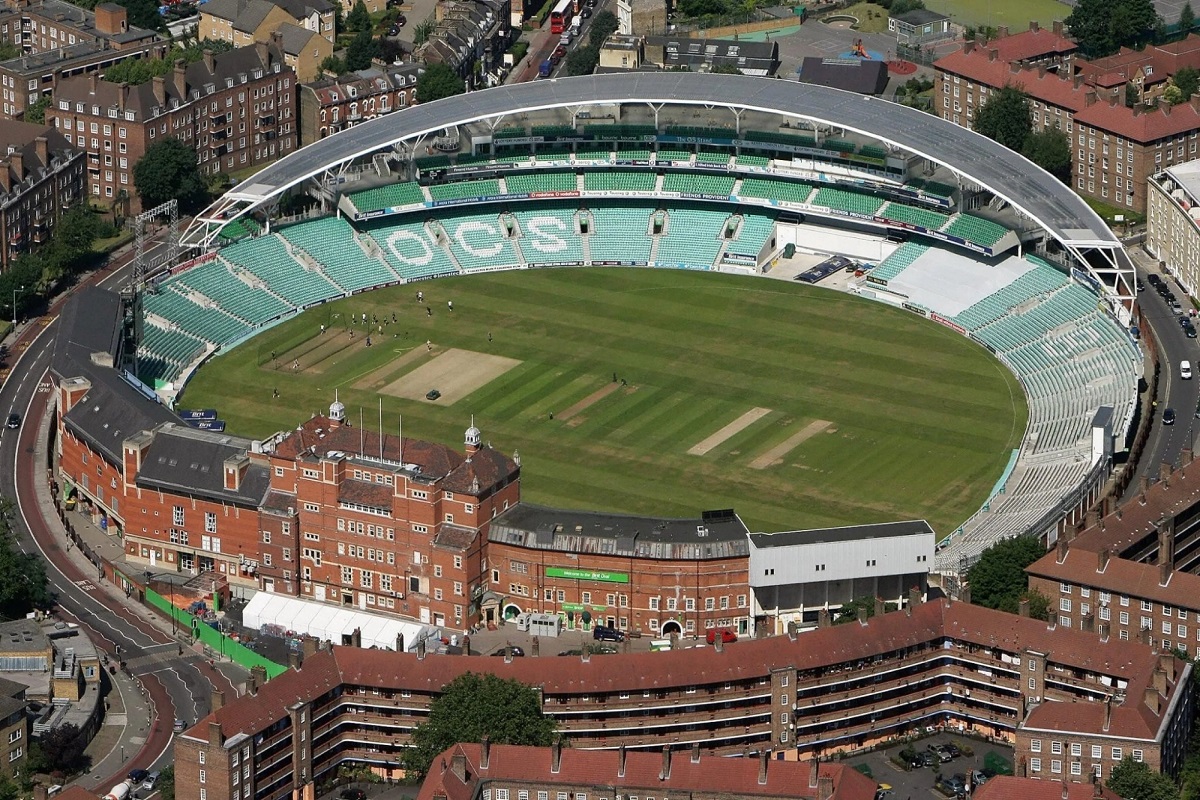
[933,27,1200,213]
[46,41,297,211]
[1074,36,1200,107]
[1024,452,1200,660]
[171,597,1193,800]
[199,0,335,47]
[299,63,423,144]
[974,776,1120,800]
[0,0,164,120]
[0,684,24,777]
[415,742,878,800]
[415,0,511,89]
[0,118,84,270]
[1146,160,1200,297]
[888,8,951,46]
[615,0,666,36]
[274,22,331,83]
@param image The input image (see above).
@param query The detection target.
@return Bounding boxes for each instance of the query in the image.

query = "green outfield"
[180,268,1027,535]
[923,0,1071,30]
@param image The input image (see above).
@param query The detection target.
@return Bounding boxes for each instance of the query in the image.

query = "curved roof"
[229,73,1115,248]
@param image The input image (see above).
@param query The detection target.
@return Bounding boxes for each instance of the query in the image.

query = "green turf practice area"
[181,268,1027,535]
[923,0,1071,30]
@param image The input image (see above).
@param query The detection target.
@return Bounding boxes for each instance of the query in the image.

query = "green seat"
[428,180,503,202]
[279,217,397,293]
[347,182,425,214]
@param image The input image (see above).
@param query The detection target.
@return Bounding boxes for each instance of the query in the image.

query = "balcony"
[210,111,229,125]
[258,114,275,126]
[211,128,229,140]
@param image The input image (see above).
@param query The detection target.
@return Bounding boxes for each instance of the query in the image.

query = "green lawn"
[923,0,1071,30]
[181,268,1027,535]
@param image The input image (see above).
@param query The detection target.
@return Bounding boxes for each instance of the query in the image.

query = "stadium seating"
[428,179,502,202]
[868,242,929,283]
[217,218,261,243]
[952,266,1069,331]
[573,145,613,163]
[535,147,574,163]
[656,149,692,163]
[140,324,205,367]
[942,213,1010,248]
[696,150,733,166]
[733,154,771,168]
[655,206,729,268]
[812,187,885,216]
[533,125,575,137]
[905,178,956,199]
[174,257,293,324]
[455,153,493,167]
[583,171,657,192]
[739,177,814,205]
[723,213,776,261]
[822,138,857,154]
[515,205,585,266]
[858,144,888,161]
[666,126,737,139]
[586,124,657,139]
[616,148,653,162]
[348,181,426,214]
[220,236,341,309]
[588,204,653,263]
[745,130,816,148]
[143,286,251,345]
[494,127,526,139]
[878,201,950,231]
[505,172,579,194]
[279,217,399,293]
[364,218,459,280]
[662,173,736,196]
[439,211,523,271]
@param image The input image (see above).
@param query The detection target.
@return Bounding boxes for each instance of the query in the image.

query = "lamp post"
[11,285,22,328]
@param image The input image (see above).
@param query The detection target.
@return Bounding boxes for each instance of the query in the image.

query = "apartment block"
[0,118,83,270]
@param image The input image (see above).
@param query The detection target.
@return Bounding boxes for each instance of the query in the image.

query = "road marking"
[75,580,97,591]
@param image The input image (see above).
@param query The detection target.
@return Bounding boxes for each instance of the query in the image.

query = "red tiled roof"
[1077,35,1200,87]
[1073,98,1200,142]
[985,28,1077,62]
[189,599,1185,743]
[1027,545,1200,612]
[418,743,877,800]
[933,53,1085,112]
[338,478,393,510]
[974,776,1120,800]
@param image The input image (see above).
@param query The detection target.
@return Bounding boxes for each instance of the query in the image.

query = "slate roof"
[418,743,877,800]
[797,57,889,95]
[892,8,947,25]
[489,503,749,559]
[0,120,78,197]
[53,288,177,465]
[276,22,319,56]
[134,423,270,507]
[749,519,933,548]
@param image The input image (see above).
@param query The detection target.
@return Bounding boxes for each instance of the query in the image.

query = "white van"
[1183,360,1193,380]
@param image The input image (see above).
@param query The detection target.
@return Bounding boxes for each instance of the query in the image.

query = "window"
[1051,760,1062,774]
[206,511,217,533]
[1060,582,1072,594]
[1111,748,1122,761]
[173,506,185,526]
[649,597,660,611]
[1133,750,1143,762]
[1031,740,1042,753]
[1071,743,1081,757]
[1059,598,1071,612]
[1031,758,1042,773]
[1092,745,1102,759]
[1051,742,1062,755]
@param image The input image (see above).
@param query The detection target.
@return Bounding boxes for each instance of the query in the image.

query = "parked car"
[705,627,737,645]
[940,774,967,798]
[173,718,186,733]
[128,769,150,784]
[926,743,954,762]
[970,770,988,786]
[491,646,525,657]
[593,625,625,642]
[942,743,962,758]
[142,771,161,791]
[340,789,367,800]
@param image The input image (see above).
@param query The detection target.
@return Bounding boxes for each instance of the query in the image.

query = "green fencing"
[145,588,287,678]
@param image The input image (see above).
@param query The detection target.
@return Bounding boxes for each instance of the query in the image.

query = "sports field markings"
[748,420,834,470]
[688,407,772,456]
[379,348,521,404]
[558,382,622,422]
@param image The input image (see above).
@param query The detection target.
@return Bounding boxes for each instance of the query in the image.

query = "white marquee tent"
[242,592,435,651]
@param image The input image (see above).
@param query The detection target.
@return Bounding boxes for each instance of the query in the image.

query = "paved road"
[0,241,235,787]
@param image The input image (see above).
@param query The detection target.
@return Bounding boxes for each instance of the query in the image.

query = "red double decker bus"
[549,0,573,34]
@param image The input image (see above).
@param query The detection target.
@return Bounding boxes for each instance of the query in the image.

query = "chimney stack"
[417,638,426,660]
[809,756,819,789]
[211,689,225,711]
[551,738,562,773]
[9,152,22,182]
[449,753,467,783]
[351,627,362,648]
[397,632,405,652]
[1057,535,1069,563]
[203,48,215,74]
[1098,548,1110,572]
[1161,461,1173,482]
[152,75,166,106]
[857,606,868,626]
[33,136,47,166]
[172,58,186,101]
[1019,598,1031,617]
[660,746,671,781]
[714,631,724,653]
[691,742,701,763]
[480,736,490,770]
[964,40,976,54]
[1145,685,1161,715]
[1103,696,1112,731]
[909,585,923,608]
[817,775,834,800]
[1153,666,1168,695]
[618,745,627,778]
[874,596,885,617]
[1053,20,1064,36]
[89,71,98,95]
[1160,653,1177,683]
[817,608,830,628]
[758,750,769,785]
[1029,21,1039,32]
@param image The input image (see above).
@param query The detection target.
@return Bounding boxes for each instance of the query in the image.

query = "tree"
[1108,756,1179,800]
[1184,1,1197,33]
[677,0,729,17]
[710,63,742,74]
[35,724,88,776]
[972,85,1032,151]
[157,767,175,800]
[345,28,377,70]
[1176,65,1200,100]
[1065,0,1161,57]
[346,0,372,32]
[415,62,465,103]
[133,138,208,214]
[1022,127,1072,183]
[565,45,599,76]
[116,0,166,31]
[588,9,618,47]
[24,96,51,125]
[376,35,404,65]
[889,0,925,15]
[319,55,347,75]
[833,596,882,625]
[965,535,1046,614]
[0,41,18,60]
[401,673,556,779]
[413,17,435,45]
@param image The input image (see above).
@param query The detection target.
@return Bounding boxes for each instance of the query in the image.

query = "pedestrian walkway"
[81,665,154,790]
